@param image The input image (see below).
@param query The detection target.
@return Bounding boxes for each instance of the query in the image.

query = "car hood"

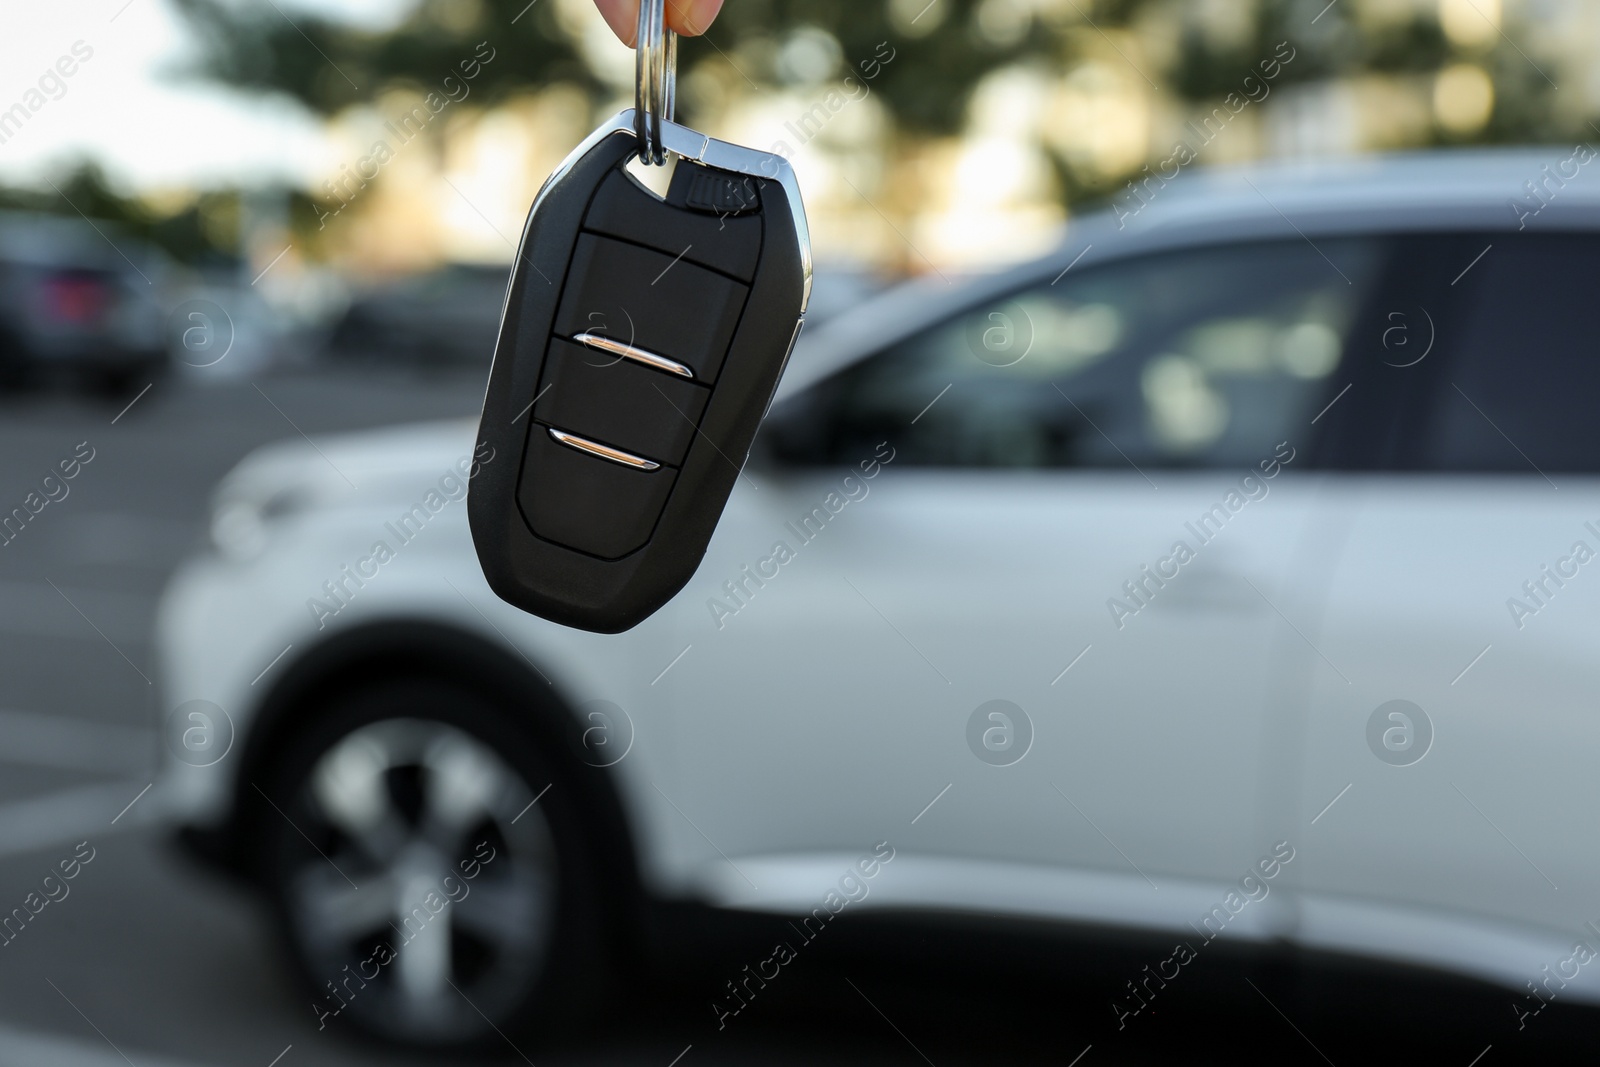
[208,418,483,558]
[229,416,478,487]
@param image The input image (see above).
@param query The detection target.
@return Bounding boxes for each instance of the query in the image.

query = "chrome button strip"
[572,332,695,379]
[547,427,662,470]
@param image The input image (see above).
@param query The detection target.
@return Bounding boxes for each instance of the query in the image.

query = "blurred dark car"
[0,211,168,395]
[325,264,508,369]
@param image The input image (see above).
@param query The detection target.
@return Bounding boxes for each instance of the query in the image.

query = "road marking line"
[44,578,150,685]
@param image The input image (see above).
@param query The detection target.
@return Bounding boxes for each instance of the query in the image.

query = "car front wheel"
[254,678,608,1048]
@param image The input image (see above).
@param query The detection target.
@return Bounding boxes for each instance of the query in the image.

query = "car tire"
[252,676,610,1050]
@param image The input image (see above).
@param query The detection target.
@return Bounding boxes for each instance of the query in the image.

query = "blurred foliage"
[704,0,1035,131]
[169,0,1568,139]
[156,0,1578,242]
[0,1,1566,268]
[0,163,226,265]
[169,0,1038,133]
[171,0,599,118]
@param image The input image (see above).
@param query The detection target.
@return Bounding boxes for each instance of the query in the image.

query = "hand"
[593,0,724,43]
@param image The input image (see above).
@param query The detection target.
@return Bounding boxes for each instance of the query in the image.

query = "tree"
[169,0,1570,207]
[0,160,255,266]
[169,0,1057,134]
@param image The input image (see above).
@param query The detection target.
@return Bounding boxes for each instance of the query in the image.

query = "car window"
[1409,233,1600,474]
[767,239,1383,469]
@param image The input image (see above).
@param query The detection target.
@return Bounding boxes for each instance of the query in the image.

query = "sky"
[0,0,408,193]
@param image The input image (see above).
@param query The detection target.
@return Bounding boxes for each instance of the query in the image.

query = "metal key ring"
[634,0,677,165]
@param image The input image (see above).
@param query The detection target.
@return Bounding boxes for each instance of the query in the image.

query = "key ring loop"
[634,0,677,165]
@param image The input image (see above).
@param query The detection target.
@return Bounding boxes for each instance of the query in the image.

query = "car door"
[655,236,1386,933]
[1291,230,1600,999]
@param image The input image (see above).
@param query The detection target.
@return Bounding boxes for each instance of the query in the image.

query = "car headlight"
[209,500,267,560]
[209,483,312,561]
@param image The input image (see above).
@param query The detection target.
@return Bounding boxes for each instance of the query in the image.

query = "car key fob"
[469,3,810,633]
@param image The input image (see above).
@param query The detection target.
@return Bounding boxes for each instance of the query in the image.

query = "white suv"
[157,148,1600,1046]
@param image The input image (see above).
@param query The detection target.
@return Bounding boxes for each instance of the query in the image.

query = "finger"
[594,0,640,45]
[665,0,725,36]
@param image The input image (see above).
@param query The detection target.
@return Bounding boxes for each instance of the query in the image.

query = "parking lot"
[0,367,481,1066]
[0,367,1121,1067]
[0,365,1576,1067]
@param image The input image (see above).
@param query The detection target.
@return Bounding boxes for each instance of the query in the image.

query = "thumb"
[593,0,725,44]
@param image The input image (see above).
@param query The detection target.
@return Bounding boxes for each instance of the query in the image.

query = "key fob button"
[583,166,764,281]
[676,167,760,216]
[518,426,677,560]
[554,234,748,383]
[534,337,709,466]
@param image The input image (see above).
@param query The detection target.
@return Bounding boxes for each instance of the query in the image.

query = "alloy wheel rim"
[284,717,556,1042]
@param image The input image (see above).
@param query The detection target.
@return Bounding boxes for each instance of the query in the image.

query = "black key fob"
[469,107,811,633]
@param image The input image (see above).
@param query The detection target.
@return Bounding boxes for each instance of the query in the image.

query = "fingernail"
[666,0,723,36]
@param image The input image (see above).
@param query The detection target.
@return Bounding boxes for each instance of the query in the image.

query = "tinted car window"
[1410,233,1600,474]
[768,239,1382,469]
